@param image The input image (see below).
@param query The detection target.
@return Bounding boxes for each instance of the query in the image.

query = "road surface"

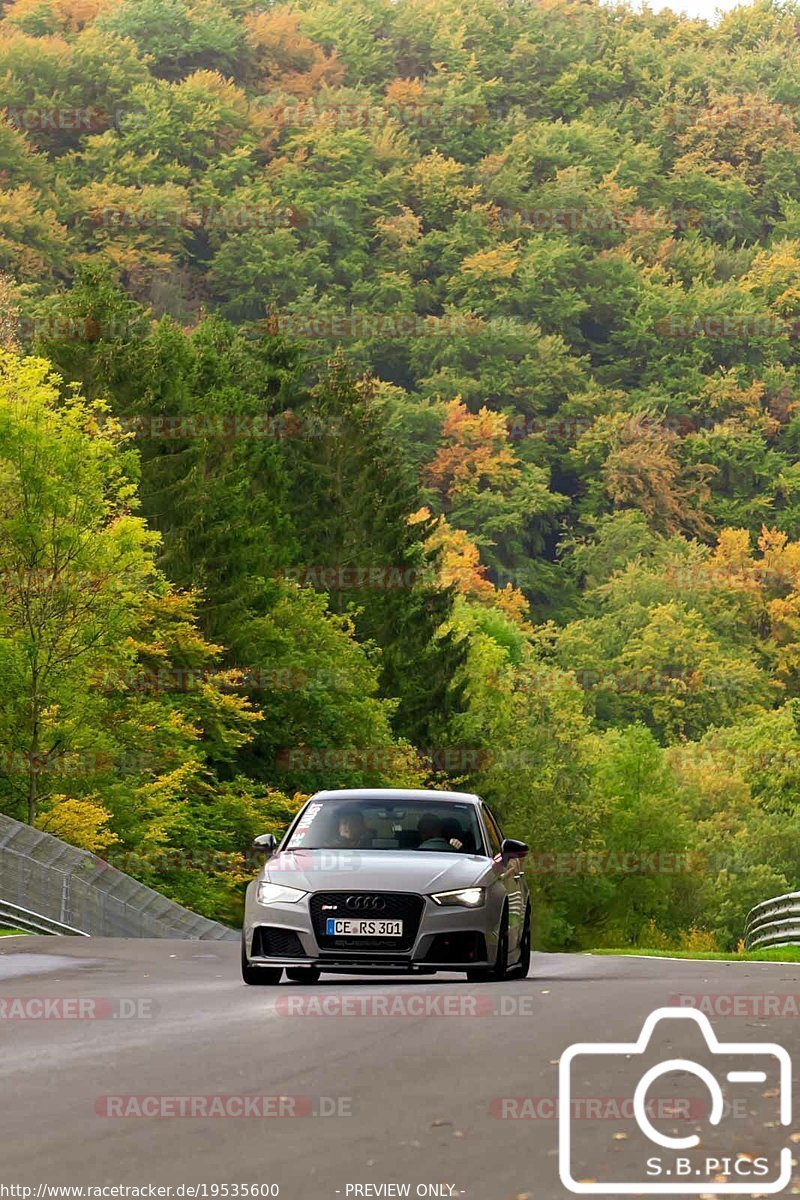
[1,938,798,1198]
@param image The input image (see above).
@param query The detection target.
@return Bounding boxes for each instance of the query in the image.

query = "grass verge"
[0,928,27,936]
[588,946,800,962]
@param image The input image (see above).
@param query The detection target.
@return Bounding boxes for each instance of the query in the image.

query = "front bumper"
[244,890,500,972]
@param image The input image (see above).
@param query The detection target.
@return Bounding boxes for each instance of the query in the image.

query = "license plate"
[325,918,403,937]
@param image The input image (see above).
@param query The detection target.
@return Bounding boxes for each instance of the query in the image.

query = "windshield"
[283,798,486,855]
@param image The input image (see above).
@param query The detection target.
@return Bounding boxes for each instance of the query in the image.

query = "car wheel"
[466,907,509,982]
[285,967,321,984]
[510,905,531,978]
[241,939,283,986]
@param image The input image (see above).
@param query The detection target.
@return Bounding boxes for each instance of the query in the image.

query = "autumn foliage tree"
[7,0,800,945]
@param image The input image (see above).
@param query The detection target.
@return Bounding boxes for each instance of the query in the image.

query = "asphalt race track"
[1,938,798,1199]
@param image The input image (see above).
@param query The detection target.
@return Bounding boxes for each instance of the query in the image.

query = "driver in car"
[334,810,373,849]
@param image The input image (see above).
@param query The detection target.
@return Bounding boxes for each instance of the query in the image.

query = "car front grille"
[310,891,424,953]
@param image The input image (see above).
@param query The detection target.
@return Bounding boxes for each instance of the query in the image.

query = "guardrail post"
[60,873,69,926]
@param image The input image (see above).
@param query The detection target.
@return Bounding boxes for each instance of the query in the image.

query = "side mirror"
[501,838,528,861]
[252,833,277,856]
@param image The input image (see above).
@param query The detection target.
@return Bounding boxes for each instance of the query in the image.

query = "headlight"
[257,881,307,906]
[430,887,485,908]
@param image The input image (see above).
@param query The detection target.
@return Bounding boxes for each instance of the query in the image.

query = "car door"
[482,803,525,956]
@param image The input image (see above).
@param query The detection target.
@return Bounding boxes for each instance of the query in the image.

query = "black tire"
[285,967,321,984]
[510,905,531,979]
[241,939,283,986]
[465,967,489,982]
[466,907,509,982]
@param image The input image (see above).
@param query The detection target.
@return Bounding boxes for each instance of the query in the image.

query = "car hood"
[263,849,493,893]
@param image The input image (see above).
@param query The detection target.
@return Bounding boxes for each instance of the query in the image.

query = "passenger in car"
[417,813,460,851]
[441,816,465,851]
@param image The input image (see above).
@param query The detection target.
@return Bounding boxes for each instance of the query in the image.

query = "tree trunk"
[27,706,39,827]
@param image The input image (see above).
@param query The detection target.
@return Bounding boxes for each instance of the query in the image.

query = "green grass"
[0,928,26,936]
[588,946,800,963]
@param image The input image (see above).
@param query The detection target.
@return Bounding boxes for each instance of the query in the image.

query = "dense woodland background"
[2,0,800,948]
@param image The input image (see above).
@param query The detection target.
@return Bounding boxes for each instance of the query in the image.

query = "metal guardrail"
[744,892,800,951]
[0,812,238,940]
[0,899,88,937]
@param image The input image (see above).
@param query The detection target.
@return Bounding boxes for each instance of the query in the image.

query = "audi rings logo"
[345,895,387,912]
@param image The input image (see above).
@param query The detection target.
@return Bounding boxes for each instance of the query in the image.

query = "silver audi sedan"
[241,787,531,984]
